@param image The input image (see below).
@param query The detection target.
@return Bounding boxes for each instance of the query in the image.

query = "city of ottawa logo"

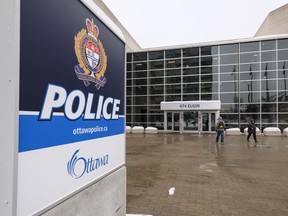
[74,18,107,90]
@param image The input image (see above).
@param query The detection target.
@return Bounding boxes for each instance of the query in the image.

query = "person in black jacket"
[247,119,258,142]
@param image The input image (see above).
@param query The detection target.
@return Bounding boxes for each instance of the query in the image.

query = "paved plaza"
[126,133,288,216]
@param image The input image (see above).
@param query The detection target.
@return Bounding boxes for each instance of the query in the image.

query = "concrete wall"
[255,4,288,37]
[41,167,126,216]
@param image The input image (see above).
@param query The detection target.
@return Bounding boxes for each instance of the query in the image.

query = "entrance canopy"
[160,100,221,111]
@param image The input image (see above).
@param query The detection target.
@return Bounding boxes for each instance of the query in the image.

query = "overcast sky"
[102,0,288,48]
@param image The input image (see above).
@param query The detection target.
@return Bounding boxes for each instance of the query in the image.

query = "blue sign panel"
[18,0,125,215]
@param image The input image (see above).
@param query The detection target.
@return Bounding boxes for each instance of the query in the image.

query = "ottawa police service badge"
[74,19,107,89]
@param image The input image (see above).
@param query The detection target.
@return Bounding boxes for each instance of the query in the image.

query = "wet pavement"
[126,133,288,216]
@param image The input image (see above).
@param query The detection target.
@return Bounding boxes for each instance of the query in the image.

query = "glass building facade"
[126,37,288,132]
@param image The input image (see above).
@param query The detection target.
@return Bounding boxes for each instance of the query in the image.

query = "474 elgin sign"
[74,18,107,90]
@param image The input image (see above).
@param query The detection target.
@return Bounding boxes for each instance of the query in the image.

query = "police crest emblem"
[74,19,107,89]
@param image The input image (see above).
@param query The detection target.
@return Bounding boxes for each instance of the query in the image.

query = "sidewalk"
[126,133,288,216]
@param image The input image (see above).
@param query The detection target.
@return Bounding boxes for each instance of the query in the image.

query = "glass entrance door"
[202,112,216,132]
[167,112,180,132]
[183,112,198,131]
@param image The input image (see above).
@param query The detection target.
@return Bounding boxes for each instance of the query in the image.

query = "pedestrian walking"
[216,116,225,144]
[247,119,258,142]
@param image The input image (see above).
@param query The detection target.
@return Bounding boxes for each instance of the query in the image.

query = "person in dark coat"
[216,116,225,144]
[247,119,258,142]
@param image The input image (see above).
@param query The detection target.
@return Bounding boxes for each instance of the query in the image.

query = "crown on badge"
[86,19,99,39]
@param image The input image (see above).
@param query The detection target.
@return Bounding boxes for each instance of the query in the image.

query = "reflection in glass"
[279,104,288,112]
[262,114,277,123]
[134,71,147,79]
[220,65,238,73]
[150,77,164,85]
[133,78,147,86]
[221,104,238,113]
[201,74,218,82]
[261,79,276,91]
[240,114,260,123]
[261,62,276,70]
[278,50,288,61]
[201,56,218,66]
[134,106,147,114]
[278,91,288,102]
[220,82,238,92]
[201,93,219,100]
[240,71,260,80]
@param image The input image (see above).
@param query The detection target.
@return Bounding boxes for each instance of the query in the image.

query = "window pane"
[183,83,199,93]
[166,69,181,76]
[279,103,288,111]
[166,85,181,94]
[183,67,199,75]
[165,59,181,68]
[134,71,147,79]
[261,62,276,70]
[221,73,238,82]
[221,104,238,113]
[127,53,132,62]
[183,94,199,101]
[201,74,218,82]
[183,57,199,67]
[165,49,181,59]
[239,92,260,103]
[261,51,276,61]
[240,80,260,91]
[220,65,237,73]
[221,82,238,92]
[240,52,260,63]
[133,52,147,61]
[150,77,164,85]
[133,62,147,71]
[220,93,238,103]
[261,79,277,91]
[149,85,164,95]
[239,63,260,72]
[133,86,147,95]
[134,79,147,85]
[261,91,277,102]
[201,56,218,66]
[165,94,181,101]
[201,46,218,55]
[240,42,259,52]
[201,83,217,93]
[262,103,276,112]
[201,93,219,100]
[166,76,181,84]
[240,104,260,113]
[220,43,238,54]
[149,51,164,60]
[201,66,218,74]
[127,63,132,71]
[133,96,147,105]
[240,71,260,80]
[278,62,287,78]
[220,54,238,65]
[261,40,276,51]
[183,47,199,57]
[183,76,199,83]
[262,114,277,123]
[278,39,288,49]
[150,95,164,104]
[278,50,288,61]
[149,70,164,77]
[149,60,164,70]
